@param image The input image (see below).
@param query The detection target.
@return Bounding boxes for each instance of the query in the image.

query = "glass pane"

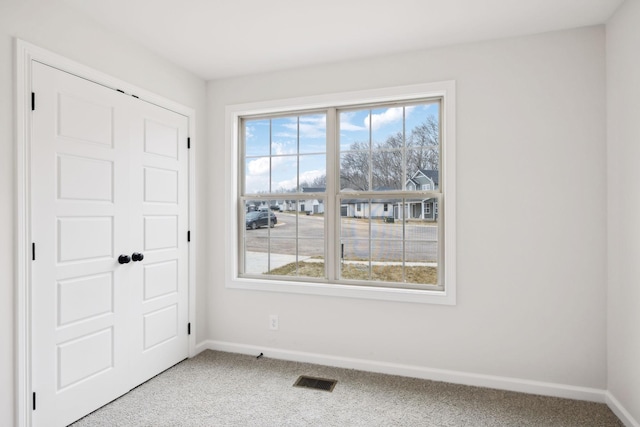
[341,199,369,238]
[340,151,369,191]
[299,154,326,191]
[339,110,369,151]
[271,154,298,193]
[243,236,268,275]
[244,119,270,157]
[340,239,370,280]
[406,103,439,149]
[405,217,439,285]
[271,117,297,156]
[372,149,403,190]
[371,239,402,263]
[406,103,439,175]
[244,157,270,194]
[371,106,404,148]
[406,148,439,183]
[299,113,326,154]
[297,201,325,238]
[264,238,298,274]
[370,198,403,262]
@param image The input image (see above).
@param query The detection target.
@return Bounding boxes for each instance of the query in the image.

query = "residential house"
[405,169,439,221]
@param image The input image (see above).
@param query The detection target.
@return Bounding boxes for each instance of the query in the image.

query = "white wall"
[0,1,207,425]
[208,27,608,392]
[607,1,640,424]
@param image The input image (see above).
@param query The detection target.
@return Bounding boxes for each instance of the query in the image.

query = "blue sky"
[244,102,439,194]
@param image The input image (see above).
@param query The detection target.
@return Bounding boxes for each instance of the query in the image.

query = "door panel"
[57,92,114,147]
[31,61,131,427]
[57,217,114,262]
[128,100,189,387]
[31,61,189,427]
[57,154,114,201]
[57,272,114,325]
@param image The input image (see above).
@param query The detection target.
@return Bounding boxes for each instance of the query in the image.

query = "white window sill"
[227,277,456,305]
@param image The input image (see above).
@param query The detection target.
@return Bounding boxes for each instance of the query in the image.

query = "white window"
[227,81,456,304]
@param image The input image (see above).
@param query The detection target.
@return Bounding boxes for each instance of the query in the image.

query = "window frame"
[225,81,456,305]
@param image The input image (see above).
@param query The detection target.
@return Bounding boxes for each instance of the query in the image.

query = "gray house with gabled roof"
[404,169,439,221]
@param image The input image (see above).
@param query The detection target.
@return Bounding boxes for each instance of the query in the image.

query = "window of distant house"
[231,81,456,303]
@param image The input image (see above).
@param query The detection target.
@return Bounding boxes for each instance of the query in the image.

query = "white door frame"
[14,39,197,427]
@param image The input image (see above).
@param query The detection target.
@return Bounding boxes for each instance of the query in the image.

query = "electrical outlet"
[269,315,279,330]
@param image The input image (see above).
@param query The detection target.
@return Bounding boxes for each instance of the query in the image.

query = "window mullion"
[325,108,337,282]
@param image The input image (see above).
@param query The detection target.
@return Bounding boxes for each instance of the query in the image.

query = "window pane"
[340,151,369,191]
[244,119,270,157]
[372,149,403,190]
[405,215,439,285]
[271,155,298,193]
[299,154,326,191]
[244,157,270,194]
[407,103,439,173]
[371,106,404,148]
[406,149,439,186]
[339,110,369,152]
[242,199,326,279]
[299,113,326,154]
[244,241,268,275]
[271,117,297,156]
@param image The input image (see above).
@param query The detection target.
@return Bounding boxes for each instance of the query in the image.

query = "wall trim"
[198,340,607,404]
[606,391,640,427]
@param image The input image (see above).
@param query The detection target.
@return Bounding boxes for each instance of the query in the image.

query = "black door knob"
[132,252,144,262]
[118,254,131,264]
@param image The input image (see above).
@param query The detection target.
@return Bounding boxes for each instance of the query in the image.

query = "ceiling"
[63,0,624,80]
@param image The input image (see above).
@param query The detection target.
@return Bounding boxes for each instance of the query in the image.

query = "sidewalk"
[244,251,311,274]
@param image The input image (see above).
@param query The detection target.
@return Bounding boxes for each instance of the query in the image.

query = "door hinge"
[188,323,191,335]
[187,231,190,242]
[31,92,35,111]
[32,243,36,261]
[32,392,36,411]
[187,137,191,149]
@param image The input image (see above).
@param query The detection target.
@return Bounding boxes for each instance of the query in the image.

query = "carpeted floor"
[71,350,623,426]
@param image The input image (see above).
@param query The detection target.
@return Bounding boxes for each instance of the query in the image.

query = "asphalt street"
[244,212,438,262]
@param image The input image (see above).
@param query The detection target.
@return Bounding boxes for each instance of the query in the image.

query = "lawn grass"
[266,261,437,284]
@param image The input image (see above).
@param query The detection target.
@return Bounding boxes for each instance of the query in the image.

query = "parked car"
[246,211,277,229]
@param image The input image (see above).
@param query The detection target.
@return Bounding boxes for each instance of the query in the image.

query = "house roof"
[418,169,439,186]
[302,187,325,193]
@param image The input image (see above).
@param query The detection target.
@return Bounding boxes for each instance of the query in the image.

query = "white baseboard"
[195,340,607,404]
[606,391,640,427]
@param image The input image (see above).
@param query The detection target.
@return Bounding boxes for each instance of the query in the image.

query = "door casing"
[14,39,197,427]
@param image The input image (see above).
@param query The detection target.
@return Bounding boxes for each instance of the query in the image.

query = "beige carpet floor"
[71,350,623,426]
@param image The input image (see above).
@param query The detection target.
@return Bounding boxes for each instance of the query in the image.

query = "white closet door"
[30,62,189,427]
[127,97,190,386]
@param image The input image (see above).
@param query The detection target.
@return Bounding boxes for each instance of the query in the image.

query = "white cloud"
[340,112,366,131]
[246,156,270,176]
[245,125,255,140]
[365,106,415,131]
[271,141,294,156]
